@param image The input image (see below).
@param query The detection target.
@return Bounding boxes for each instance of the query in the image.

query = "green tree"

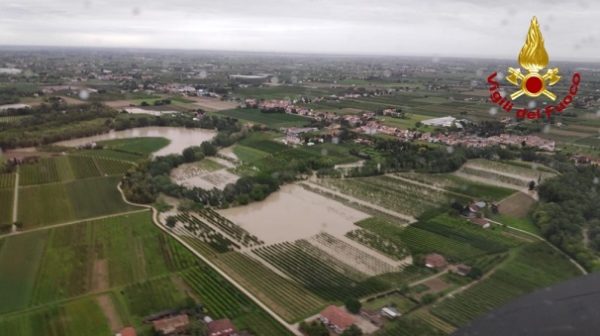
[345,298,362,314]
[165,216,177,228]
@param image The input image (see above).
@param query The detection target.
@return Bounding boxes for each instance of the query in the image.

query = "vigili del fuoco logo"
[487,16,581,120]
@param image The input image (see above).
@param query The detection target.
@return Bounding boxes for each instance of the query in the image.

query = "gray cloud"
[0,0,598,61]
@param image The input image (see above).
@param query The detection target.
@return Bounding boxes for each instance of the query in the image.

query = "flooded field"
[218,184,369,244]
[171,159,239,190]
[54,126,216,156]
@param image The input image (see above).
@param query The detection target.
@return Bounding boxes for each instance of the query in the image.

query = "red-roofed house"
[425,253,448,270]
[152,314,189,335]
[208,319,237,336]
[319,305,355,334]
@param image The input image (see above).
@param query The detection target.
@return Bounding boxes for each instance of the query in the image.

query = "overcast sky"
[0,0,598,61]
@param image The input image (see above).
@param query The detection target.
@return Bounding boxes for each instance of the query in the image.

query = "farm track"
[300,181,416,223]
[116,183,302,335]
[0,209,149,239]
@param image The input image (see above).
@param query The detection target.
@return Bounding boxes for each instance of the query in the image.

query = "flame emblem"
[506,17,560,100]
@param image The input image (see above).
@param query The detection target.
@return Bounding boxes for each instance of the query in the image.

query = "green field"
[357,213,520,263]
[19,156,133,186]
[0,210,292,335]
[0,231,48,313]
[0,188,13,227]
[17,176,138,229]
[97,137,170,156]
[214,252,327,322]
[430,243,581,327]
[0,297,111,336]
[215,108,310,128]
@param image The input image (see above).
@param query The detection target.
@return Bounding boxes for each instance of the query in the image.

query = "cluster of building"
[424,132,555,151]
[115,309,244,336]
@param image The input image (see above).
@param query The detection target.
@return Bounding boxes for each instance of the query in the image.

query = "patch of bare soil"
[499,191,536,218]
[96,294,123,332]
[91,258,109,291]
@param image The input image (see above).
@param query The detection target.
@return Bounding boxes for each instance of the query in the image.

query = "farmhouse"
[152,314,190,335]
[207,319,237,336]
[425,253,448,269]
[319,305,355,334]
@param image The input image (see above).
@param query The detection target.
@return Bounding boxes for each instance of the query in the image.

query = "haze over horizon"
[0,0,599,62]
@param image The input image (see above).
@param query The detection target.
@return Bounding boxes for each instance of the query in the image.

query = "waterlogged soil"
[217,184,369,244]
[54,126,216,157]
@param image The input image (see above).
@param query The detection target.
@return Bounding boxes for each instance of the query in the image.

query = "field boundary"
[11,166,19,232]
[0,209,149,239]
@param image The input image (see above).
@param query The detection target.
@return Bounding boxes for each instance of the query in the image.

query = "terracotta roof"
[207,319,236,336]
[119,327,136,336]
[152,314,189,334]
[425,253,447,268]
[470,217,490,226]
[320,305,355,330]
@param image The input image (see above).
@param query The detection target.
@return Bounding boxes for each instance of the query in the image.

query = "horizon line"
[0,44,597,65]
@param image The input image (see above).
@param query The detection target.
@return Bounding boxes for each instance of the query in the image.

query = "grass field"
[0,230,48,313]
[0,188,13,227]
[0,297,111,336]
[0,210,292,335]
[215,108,310,128]
[357,213,520,263]
[19,156,133,186]
[96,137,170,156]
[17,176,138,229]
[430,243,581,327]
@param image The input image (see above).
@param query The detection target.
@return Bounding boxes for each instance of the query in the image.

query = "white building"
[422,116,464,128]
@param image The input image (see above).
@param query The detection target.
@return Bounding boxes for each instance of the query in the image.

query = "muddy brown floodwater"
[54,126,217,157]
[217,184,369,244]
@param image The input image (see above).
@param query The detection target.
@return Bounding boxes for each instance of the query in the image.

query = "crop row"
[19,156,132,186]
[458,166,530,187]
[196,208,263,247]
[253,241,389,301]
[214,252,326,322]
[310,232,400,275]
[173,213,237,252]
[0,173,15,188]
[320,175,465,217]
[346,229,409,260]
[430,243,581,327]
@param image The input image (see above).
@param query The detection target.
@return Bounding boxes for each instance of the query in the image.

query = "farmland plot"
[18,176,138,229]
[319,175,468,217]
[430,243,581,327]
[253,240,390,301]
[308,232,406,276]
[456,159,557,189]
[213,252,327,322]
